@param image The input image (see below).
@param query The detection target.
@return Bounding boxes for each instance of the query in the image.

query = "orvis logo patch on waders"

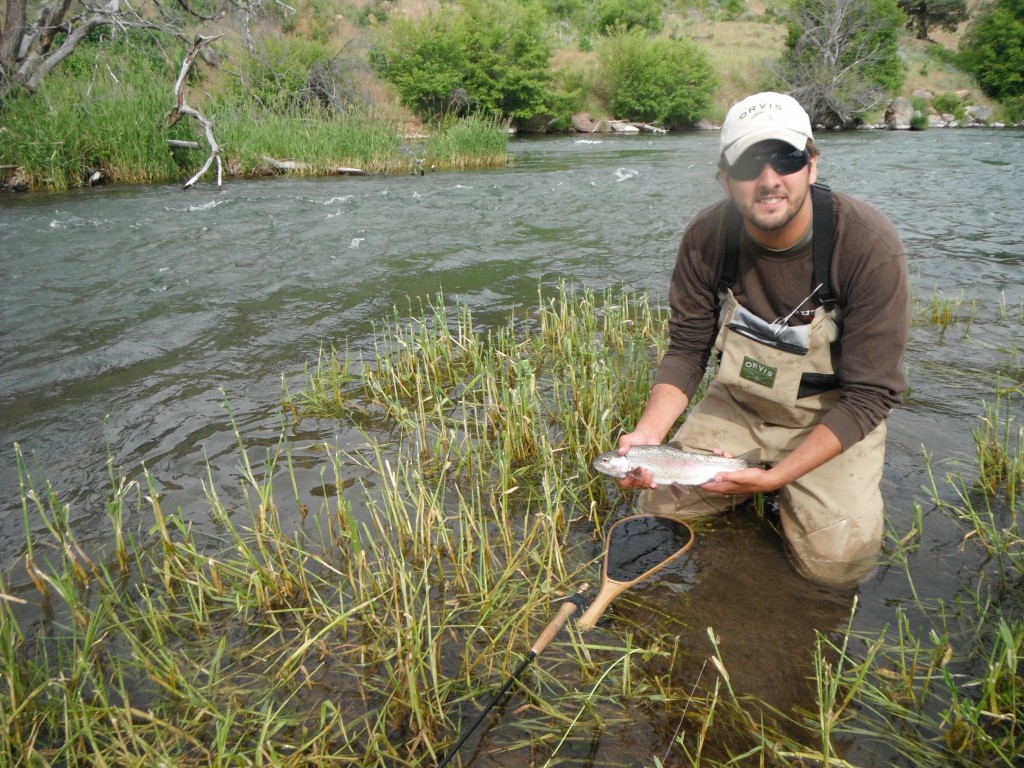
[740,356,777,388]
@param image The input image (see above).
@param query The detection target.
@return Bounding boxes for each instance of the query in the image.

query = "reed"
[5,285,1022,766]
[1,53,191,190]
[423,115,514,169]
[213,102,411,175]
[1,50,512,191]
[911,285,979,328]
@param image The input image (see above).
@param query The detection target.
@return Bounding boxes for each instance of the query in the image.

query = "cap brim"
[723,127,810,165]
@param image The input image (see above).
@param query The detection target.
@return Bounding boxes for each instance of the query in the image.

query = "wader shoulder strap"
[718,184,838,310]
[811,183,837,311]
[717,202,743,297]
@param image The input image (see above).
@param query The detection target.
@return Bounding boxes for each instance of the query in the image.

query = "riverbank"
[1,0,1008,193]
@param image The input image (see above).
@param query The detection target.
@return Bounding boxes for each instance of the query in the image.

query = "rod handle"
[530,600,577,656]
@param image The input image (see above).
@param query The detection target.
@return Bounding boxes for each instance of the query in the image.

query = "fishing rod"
[436,599,578,768]
[436,514,695,767]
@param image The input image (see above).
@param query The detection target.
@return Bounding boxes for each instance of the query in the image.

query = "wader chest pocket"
[727,305,811,356]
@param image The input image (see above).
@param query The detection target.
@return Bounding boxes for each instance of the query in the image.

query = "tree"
[0,0,132,99]
[959,0,1024,120]
[898,0,969,41]
[777,0,906,128]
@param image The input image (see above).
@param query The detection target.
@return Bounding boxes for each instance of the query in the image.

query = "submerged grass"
[3,284,1022,766]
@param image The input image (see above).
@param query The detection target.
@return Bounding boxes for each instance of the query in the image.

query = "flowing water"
[1,128,1023,764]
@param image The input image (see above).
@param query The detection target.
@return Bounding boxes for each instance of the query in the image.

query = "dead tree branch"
[167,33,224,189]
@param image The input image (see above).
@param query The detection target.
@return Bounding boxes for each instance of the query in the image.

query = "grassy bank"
[0,40,512,192]
[1,0,994,193]
[3,285,1021,765]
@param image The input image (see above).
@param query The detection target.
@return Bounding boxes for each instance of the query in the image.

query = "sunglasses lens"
[728,148,809,180]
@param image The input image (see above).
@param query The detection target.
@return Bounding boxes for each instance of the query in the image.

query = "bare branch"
[167,33,224,189]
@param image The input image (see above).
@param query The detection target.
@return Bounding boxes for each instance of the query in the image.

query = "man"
[618,92,909,589]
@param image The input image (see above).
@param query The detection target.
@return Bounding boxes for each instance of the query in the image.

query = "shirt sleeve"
[652,202,725,399]
[819,193,910,449]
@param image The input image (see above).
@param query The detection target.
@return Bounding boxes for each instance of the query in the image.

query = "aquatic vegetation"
[3,285,1021,766]
[913,286,976,328]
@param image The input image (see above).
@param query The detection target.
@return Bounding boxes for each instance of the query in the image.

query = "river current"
[1,128,1022,764]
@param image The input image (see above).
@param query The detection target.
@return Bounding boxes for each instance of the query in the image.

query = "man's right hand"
[613,382,690,490]
[615,429,663,490]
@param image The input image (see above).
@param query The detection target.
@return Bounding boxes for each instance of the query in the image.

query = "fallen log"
[261,156,370,176]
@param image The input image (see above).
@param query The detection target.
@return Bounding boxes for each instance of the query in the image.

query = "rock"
[572,112,600,133]
[966,105,993,125]
[693,118,719,131]
[884,98,914,130]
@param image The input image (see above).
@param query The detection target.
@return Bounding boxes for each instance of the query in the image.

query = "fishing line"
[663,658,708,764]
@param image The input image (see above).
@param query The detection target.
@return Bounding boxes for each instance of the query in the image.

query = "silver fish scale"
[592,444,761,486]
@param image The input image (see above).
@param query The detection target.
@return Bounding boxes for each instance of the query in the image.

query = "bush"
[959,0,1024,121]
[371,0,562,127]
[595,30,717,128]
[589,0,664,35]
[228,36,338,113]
[931,91,962,117]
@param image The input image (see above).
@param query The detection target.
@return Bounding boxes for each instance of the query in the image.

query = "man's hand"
[615,429,663,490]
[699,466,777,495]
[613,383,691,491]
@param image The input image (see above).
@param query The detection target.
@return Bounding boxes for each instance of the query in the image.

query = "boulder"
[572,112,601,133]
[884,98,914,130]
[966,105,993,125]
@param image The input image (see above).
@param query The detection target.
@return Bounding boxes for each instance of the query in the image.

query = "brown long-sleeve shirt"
[653,190,910,450]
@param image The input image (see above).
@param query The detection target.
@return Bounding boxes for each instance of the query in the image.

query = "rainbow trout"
[593,444,762,486]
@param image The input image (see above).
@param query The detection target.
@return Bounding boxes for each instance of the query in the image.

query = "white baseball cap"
[720,92,813,165]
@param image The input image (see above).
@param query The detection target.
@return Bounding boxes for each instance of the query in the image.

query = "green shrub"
[595,29,717,128]
[931,91,962,117]
[589,0,664,35]
[959,0,1024,117]
[229,36,337,113]
[371,0,562,127]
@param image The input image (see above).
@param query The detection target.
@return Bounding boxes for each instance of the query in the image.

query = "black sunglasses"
[726,147,810,181]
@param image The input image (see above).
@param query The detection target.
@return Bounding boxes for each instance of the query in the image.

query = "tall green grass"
[1,47,511,191]
[1,53,192,189]
[3,285,1021,766]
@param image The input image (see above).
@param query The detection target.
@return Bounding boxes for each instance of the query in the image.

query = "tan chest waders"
[640,186,886,589]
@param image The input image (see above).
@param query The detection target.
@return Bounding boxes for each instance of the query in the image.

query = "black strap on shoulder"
[718,183,837,310]
[717,202,743,296]
[811,183,837,311]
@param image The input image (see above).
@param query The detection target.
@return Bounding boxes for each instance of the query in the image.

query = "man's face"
[721,140,818,249]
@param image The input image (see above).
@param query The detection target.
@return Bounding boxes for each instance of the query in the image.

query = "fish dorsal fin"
[736,448,761,467]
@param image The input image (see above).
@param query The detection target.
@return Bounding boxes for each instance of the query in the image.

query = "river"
[1,128,1022,764]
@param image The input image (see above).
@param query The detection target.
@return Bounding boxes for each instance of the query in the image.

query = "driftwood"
[167,139,202,150]
[166,34,224,189]
[261,156,370,176]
